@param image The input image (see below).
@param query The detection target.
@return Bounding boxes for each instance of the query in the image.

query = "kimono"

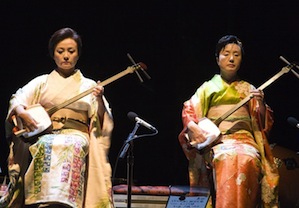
[1,70,114,208]
[178,75,279,208]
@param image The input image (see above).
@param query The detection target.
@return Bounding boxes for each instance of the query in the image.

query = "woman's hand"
[250,89,264,103]
[187,121,207,144]
[15,105,38,132]
[93,81,104,98]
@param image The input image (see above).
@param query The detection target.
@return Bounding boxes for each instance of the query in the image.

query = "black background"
[1,0,299,187]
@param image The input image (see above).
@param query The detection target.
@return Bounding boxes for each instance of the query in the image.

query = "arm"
[6,75,47,137]
[250,88,266,127]
[182,100,207,144]
[92,81,106,127]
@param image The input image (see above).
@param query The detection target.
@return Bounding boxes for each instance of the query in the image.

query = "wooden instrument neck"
[214,66,291,126]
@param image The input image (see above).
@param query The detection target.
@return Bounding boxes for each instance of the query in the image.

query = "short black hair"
[215,35,244,58]
[48,27,82,59]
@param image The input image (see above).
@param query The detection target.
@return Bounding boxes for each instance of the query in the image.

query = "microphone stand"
[119,122,140,208]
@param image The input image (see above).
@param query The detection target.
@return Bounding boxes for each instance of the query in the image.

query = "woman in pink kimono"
[178,35,279,208]
[2,28,114,208]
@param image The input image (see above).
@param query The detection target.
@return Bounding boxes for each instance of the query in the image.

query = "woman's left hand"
[93,81,104,97]
[250,89,264,102]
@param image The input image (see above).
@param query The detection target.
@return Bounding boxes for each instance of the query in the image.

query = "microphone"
[287,116,299,128]
[127,112,157,131]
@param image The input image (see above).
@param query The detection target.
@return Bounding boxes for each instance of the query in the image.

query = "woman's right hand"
[187,121,207,144]
[15,105,38,132]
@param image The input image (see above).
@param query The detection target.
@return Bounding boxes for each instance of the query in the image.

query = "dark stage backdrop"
[1,1,299,187]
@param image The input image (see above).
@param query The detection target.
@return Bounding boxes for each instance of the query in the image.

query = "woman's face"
[217,43,242,78]
[53,38,79,77]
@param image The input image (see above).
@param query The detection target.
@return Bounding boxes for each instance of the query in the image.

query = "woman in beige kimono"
[2,28,114,208]
[178,35,279,208]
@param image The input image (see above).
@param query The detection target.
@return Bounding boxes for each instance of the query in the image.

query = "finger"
[258,89,264,98]
[93,86,104,97]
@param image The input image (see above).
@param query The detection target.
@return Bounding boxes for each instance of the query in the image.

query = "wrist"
[14,105,26,116]
[187,120,197,130]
